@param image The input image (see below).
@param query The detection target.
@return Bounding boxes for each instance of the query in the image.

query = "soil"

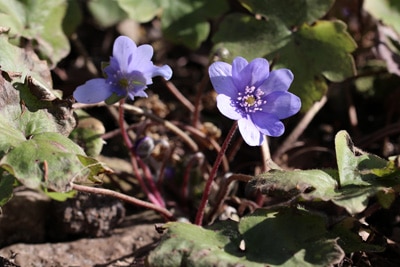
[0,192,163,267]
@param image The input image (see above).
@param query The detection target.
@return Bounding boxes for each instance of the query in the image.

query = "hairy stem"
[195,122,238,225]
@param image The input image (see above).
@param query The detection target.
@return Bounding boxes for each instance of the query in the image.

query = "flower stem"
[72,183,174,221]
[194,122,238,225]
[118,99,164,207]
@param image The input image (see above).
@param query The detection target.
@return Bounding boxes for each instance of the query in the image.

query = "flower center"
[234,86,266,114]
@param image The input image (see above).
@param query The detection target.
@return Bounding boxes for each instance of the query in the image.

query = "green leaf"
[117,0,161,23]
[213,16,356,111]
[69,111,105,157]
[0,132,88,192]
[0,171,14,206]
[239,0,334,27]
[62,0,82,36]
[0,0,70,67]
[247,169,338,202]
[329,217,385,253]
[87,0,128,28]
[0,33,77,136]
[0,31,52,89]
[161,0,229,49]
[239,208,344,266]
[335,130,389,187]
[269,21,357,110]
[249,131,400,214]
[148,208,344,267]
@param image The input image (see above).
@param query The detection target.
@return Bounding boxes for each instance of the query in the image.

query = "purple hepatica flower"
[209,56,301,146]
[73,36,172,104]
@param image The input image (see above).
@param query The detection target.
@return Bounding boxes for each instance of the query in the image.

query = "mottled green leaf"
[148,208,344,267]
[69,111,105,157]
[249,131,400,214]
[239,208,344,266]
[0,0,70,67]
[0,132,87,192]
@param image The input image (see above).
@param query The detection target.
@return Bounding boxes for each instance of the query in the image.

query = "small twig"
[273,95,327,163]
[162,78,195,113]
[119,103,198,152]
[71,183,175,221]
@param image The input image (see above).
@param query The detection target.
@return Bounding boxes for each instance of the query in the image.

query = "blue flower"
[73,36,173,104]
[209,57,301,146]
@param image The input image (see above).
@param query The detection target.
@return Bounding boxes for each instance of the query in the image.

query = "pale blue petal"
[151,65,173,80]
[129,44,154,71]
[112,36,137,71]
[235,58,269,89]
[232,57,248,79]
[216,94,242,120]
[73,78,113,104]
[261,91,301,119]
[238,117,265,146]
[251,112,285,137]
[209,61,237,97]
[128,89,148,100]
[259,69,294,95]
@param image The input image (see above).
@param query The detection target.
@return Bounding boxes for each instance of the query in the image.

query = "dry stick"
[162,78,195,113]
[71,183,175,221]
[120,103,199,152]
[272,95,328,163]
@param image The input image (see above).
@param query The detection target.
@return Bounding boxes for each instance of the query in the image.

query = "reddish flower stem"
[118,99,164,207]
[195,122,238,225]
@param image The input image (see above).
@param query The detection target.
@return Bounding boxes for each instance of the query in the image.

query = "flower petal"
[261,91,301,119]
[151,64,173,80]
[129,44,154,71]
[238,117,265,146]
[259,68,294,95]
[236,58,269,89]
[216,94,242,120]
[73,78,114,104]
[112,36,137,71]
[232,57,248,78]
[209,61,237,97]
[251,112,285,137]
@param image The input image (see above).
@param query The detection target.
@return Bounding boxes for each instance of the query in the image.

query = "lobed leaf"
[148,208,344,267]
[0,0,70,67]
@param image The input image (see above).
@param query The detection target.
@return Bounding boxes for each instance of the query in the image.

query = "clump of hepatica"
[73,36,172,104]
[209,56,301,146]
